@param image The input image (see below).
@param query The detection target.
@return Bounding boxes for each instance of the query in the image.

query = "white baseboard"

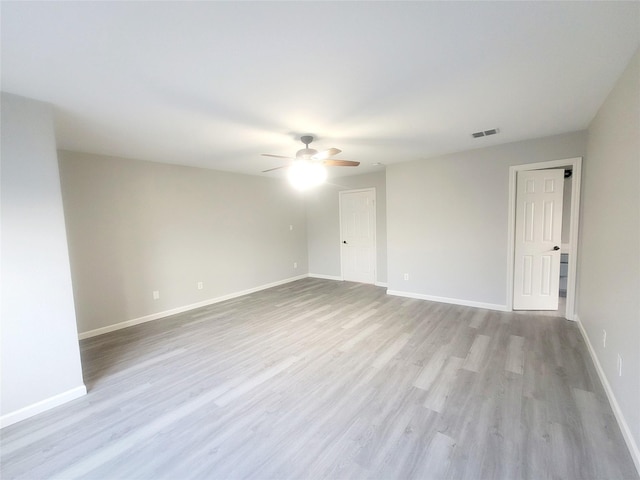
[386,289,508,312]
[1,385,87,429]
[575,314,640,475]
[78,274,308,340]
[308,273,343,281]
[309,273,388,288]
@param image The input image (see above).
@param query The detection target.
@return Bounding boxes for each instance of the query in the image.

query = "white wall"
[580,48,640,462]
[58,151,308,336]
[306,171,387,284]
[386,131,587,308]
[1,93,86,427]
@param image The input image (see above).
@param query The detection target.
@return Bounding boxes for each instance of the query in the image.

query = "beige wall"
[59,151,308,335]
[580,48,640,456]
[1,93,85,425]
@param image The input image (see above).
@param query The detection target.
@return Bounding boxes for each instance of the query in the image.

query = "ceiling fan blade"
[261,153,294,159]
[262,165,289,173]
[323,160,360,167]
[312,148,342,160]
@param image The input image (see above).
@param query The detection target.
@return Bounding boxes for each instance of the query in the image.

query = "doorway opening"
[506,157,582,320]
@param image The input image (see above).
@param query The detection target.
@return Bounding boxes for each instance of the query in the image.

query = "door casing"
[506,157,582,319]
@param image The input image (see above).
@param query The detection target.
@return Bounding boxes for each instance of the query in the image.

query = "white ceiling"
[2,1,639,178]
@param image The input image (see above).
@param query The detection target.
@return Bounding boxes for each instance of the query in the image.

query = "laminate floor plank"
[1,279,636,480]
[371,332,412,369]
[505,335,525,374]
[342,309,378,329]
[462,334,491,372]
[423,356,465,413]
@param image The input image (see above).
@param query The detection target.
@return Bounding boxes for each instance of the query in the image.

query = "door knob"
[343,240,347,244]
[553,246,560,251]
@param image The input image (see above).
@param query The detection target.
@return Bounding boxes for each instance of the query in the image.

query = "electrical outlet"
[294,262,298,269]
[197,282,203,290]
[289,224,294,231]
[617,354,622,377]
[153,290,160,300]
[404,273,409,281]
[602,329,607,348]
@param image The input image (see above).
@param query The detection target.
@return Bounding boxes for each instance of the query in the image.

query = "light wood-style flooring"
[1,278,637,479]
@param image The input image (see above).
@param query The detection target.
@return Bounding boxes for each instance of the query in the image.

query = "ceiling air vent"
[471,128,500,138]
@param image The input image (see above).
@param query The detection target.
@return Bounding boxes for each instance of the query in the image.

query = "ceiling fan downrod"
[297,135,317,158]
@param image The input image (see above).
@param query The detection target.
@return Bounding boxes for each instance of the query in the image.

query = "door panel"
[513,169,564,310]
[522,256,533,296]
[340,189,376,284]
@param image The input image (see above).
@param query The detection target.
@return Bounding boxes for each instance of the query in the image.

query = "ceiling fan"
[261,136,360,173]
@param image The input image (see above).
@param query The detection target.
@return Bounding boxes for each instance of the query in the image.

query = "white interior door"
[513,169,564,310]
[340,189,376,284]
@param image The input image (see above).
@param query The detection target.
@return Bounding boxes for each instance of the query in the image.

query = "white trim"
[1,385,87,429]
[308,273,343,281]
[506,157,582,320]
[339,187,377,285]
[387,290,508,312]
[565,159,582,321]
[78,274,308,340]
[575,315,640,475]
[308,273,387,288]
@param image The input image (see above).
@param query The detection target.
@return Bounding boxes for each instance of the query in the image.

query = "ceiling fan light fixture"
[287,160,327,191]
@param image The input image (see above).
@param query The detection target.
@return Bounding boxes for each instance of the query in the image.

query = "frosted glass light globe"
[287,161,328,190]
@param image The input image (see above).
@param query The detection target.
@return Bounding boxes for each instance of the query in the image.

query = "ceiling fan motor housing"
[296,148,318,159]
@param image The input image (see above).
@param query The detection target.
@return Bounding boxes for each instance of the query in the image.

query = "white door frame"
[339,187,377,284]
[506,157,582,319]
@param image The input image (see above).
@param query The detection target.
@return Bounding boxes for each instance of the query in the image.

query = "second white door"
[340,188,376,284]
[513,169,564,310]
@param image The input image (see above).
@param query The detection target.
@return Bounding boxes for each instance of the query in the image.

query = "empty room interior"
[1,2,639,479]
